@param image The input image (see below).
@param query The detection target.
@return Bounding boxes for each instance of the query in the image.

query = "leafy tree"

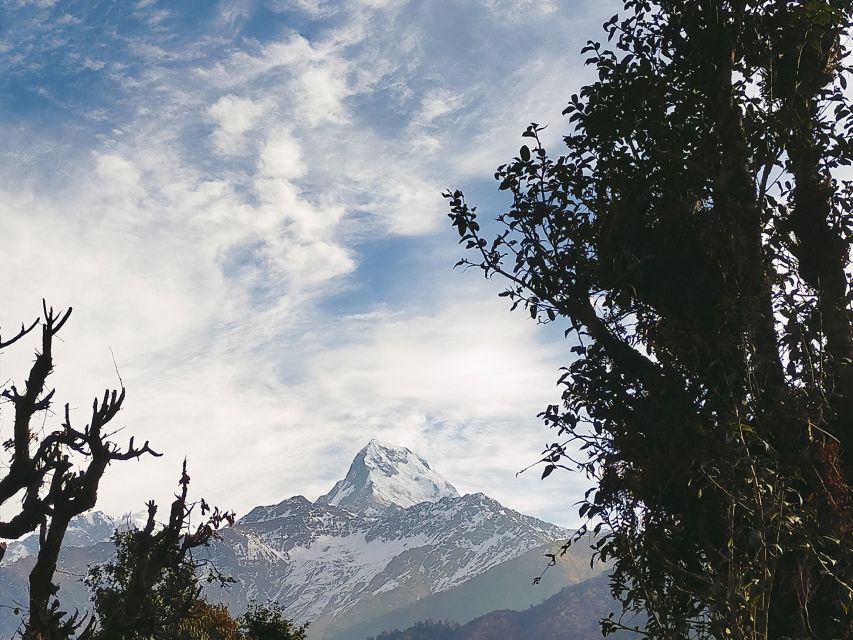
[238,602,309,640]
[0,306,307,640]
[168,600,241,640]
[85,462,235,639]
[447,1,852,638]
[85,474,307,640]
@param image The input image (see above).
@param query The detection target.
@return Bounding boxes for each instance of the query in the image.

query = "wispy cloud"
[0,0,612,527]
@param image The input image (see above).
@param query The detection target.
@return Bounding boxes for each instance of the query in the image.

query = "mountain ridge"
[0,441,603,640]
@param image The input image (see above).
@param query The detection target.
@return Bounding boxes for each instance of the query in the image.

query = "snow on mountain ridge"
[3,511,118,564]
[212,489,571,631]
[316,440,459,515]
[240,495,314,525]
[194,441,574,637]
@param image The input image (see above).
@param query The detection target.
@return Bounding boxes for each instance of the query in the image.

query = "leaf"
[541,464,556,479]
[520,145,531,162]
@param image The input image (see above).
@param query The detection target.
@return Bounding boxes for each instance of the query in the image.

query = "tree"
[85,467,307,640]
[0,303,159,638]
[368,620,459,640]
[447,2,852,638]
[0,306,307,640]
[238,602,309,640]
[164,600,242,640]
[85,462,235,639]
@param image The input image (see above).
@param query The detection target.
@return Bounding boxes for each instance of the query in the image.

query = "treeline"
[368,620,460,640]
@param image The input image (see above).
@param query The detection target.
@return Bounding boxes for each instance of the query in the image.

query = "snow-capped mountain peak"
[317,440,459,515]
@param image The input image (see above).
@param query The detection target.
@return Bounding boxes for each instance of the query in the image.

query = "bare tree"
[0,302,159,639]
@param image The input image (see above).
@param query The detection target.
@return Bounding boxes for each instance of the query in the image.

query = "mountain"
[0,441,606,639]
[201,440,599,638]
[204,490,593,639]
[369,574,638,640]
[3,510,117,564]
[335,542,598,640]
[316,440,460,515]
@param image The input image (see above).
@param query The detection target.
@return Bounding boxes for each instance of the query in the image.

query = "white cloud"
[480,0,558,18]
[306,296,561,421]
[0,0,608,529]
[209,94,272,155]
[258,130,304,180]
[415,88,465,125]
[93,153,146,203]
[265,0,338,17]
[297,65,350,126]
[450,56,598,178]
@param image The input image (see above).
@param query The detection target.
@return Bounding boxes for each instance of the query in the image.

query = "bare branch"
[0,318,39,349]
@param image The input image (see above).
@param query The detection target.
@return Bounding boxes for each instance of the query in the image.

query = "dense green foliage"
[448,1,852,638]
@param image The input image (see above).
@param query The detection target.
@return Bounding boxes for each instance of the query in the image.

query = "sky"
[0,0,617,528]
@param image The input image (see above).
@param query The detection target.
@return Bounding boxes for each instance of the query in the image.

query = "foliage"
[161,600,241,640]
[86,528,203,639]
[238,602,309,640]
[368,620,460,640]
[85,463,235,640]
[0,306,306,640]
[447,1,853,638]
[85,490,306,640]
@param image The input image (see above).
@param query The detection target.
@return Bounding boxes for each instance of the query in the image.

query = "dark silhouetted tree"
[0,303,159,639]
[1,307,306,640]
[447,1,852,638]
[85,462,235,639]
[85,465,306,640]
[238,602,309,640]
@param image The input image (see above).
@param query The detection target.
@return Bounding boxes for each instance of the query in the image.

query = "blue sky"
[0,0,616,527]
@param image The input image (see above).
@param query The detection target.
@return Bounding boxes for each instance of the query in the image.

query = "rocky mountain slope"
[0,440,604,639]
[335,542,597,640]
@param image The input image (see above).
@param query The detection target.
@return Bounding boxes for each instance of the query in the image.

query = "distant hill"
[370,620,459,640]
[368,574,640,640]
[330,542,596,640]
